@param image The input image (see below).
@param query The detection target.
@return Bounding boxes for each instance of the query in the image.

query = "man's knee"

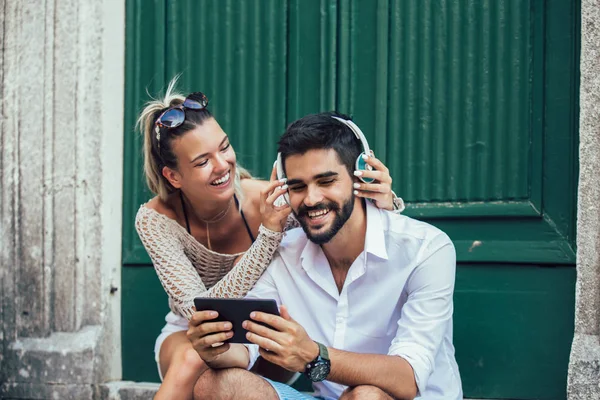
[193,368,280,400]
[339,385,393,400]
[194,368,226,400]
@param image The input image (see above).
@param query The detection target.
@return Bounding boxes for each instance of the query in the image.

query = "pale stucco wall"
[0,0,125,397]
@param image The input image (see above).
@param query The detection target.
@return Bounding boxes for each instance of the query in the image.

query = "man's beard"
[294,193,355,245]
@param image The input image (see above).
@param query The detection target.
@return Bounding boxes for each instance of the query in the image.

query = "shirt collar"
[364,200,388,260]
[299,231,323,273]
[299,200,388,269]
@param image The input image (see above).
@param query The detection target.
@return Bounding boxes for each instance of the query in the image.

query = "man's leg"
[193,367,279,400]
[339,385,394,400]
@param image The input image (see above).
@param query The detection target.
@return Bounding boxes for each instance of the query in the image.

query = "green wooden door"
[122,1,579,398]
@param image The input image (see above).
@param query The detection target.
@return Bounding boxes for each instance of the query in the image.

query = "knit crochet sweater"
[135,205,296,319]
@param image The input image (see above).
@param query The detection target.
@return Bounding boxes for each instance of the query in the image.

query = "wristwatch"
[304,341,331,382]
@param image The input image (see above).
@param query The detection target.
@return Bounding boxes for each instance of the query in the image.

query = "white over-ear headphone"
[274,116,373,206]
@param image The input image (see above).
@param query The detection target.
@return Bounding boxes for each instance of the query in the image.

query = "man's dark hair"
[277,112,363,177]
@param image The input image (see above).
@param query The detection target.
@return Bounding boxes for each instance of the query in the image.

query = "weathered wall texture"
[568,0,600,399]
[0,0,125,397]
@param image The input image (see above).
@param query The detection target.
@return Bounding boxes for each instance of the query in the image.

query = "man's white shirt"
[245,201,462,399]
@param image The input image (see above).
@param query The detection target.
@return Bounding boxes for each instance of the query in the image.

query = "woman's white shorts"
[154,311,189,381]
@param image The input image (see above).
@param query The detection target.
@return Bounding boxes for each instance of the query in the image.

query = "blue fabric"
[263,378,322,400]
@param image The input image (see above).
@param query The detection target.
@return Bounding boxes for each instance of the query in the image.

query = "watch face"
[309,361,330,382]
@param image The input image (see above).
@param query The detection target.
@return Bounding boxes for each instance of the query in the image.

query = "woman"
[135,79,404,399]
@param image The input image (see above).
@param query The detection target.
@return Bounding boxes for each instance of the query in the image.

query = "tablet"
[193,298,280,344]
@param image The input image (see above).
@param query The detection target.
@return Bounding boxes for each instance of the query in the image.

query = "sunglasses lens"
[183,92,208,109]
[159,108,185,127]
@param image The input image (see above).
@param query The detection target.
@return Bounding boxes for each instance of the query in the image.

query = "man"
[188,112,462,399]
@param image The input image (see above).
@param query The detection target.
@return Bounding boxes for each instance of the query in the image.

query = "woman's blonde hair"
[136,76,251,203]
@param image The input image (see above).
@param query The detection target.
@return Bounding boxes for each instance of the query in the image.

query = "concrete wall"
[0,0,125,397]
[567,0,600,399]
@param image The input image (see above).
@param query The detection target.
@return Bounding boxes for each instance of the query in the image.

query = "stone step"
[99,381,160,400]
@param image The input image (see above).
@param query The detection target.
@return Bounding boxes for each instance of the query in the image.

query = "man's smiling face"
[284,148,355,245]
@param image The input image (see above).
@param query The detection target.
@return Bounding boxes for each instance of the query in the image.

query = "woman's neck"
[180,191,234,225]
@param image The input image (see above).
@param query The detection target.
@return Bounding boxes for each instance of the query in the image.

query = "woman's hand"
[260,167,292,232]
[352,153,403,212]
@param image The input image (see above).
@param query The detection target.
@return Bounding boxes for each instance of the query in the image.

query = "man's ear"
[162,166,182,189]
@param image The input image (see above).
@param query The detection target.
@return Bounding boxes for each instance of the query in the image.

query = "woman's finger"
[261,178,287,203]
[353,169,390,184]
[270,164,279,181]
[354,190,388,202]
[353,182,390,194]
[361,154,390,175]
[266,185,290,208]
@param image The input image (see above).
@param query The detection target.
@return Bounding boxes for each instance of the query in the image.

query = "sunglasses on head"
[155,92,209,146]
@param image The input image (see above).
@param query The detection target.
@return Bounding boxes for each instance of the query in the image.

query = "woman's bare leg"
[154,331,208,400]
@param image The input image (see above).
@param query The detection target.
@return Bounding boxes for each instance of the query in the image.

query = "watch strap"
[316,341,329,361]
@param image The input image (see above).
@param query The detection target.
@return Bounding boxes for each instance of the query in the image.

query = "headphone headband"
[330,116,371,156]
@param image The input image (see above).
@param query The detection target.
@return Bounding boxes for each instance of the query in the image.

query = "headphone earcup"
[355,153,375,183]
[274,154,290,206]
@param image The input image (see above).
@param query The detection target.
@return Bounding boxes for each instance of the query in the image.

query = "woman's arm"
[136,206,284,319]
[136,207,210,319]
[136,176,292,319]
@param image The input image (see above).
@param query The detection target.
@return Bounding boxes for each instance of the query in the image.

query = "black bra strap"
[235,195,256,243]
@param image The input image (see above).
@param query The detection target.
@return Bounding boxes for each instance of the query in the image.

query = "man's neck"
[321,199,367,273]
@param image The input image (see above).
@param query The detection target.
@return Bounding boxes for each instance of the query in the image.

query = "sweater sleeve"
[135,207,283,319]
[203,225,284,299]
[283,213,301,230]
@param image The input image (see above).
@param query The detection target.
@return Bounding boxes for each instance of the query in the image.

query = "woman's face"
[167,117,237,201]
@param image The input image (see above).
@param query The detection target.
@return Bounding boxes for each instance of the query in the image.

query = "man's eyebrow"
[314,171,338,179]
[286,171,339,186]
[190,136,229,164]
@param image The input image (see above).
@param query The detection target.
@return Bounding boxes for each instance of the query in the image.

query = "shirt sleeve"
[387,232,456,395]
[243,255,284,370]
